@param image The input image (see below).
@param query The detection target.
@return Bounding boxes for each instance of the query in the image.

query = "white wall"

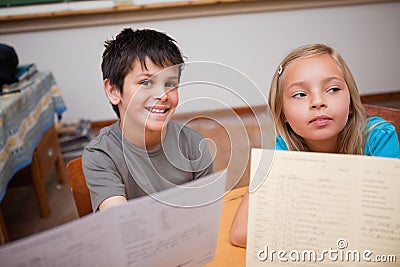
[1,2,399,121]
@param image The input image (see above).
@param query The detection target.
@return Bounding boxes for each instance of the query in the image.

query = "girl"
[230,44,400,248]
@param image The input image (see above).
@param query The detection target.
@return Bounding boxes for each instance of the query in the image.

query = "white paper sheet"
[247,149,400,266]
[0,170,227,267]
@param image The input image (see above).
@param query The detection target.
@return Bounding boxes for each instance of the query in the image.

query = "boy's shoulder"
[168,120,205,140]
[84,120,206,153]
[86,120,122,149]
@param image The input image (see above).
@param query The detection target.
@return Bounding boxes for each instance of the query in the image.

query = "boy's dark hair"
[101,28,185,118]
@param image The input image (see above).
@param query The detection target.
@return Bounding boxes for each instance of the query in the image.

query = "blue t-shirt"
[275,116,400,158]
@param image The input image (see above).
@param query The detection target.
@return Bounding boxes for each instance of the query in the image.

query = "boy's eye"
[140,80,153,87]
[293,92,306,98]
[165,81,177,88]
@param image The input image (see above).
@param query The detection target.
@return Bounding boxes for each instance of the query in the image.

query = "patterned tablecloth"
[0,71,67,201]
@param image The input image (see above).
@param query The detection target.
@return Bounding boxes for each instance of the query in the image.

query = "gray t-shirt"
[82,121,214,211]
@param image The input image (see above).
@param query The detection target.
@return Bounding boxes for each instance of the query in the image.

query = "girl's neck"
[305,138,339,153]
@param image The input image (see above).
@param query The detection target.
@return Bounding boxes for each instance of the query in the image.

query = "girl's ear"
[104,79,121,105]
[283,114,288,123]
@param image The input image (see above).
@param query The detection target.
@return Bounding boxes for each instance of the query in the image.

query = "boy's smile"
[145,106,170,114]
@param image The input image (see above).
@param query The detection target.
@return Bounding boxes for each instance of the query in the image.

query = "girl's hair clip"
[278,65,283,76]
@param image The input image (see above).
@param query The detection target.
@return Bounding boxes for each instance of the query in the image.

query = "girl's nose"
[309,94,327,109]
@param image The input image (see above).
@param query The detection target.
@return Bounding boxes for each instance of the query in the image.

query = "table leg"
[0,208,9,244]
[30,156,50,218]
[55,153,66,185]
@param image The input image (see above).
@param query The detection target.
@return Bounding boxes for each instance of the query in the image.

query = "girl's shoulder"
[366,116,396,133]
[364,116,400,158]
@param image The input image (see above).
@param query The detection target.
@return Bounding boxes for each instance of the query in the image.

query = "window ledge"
[0,0,397,34]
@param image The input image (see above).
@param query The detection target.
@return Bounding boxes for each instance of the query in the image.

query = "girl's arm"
[229,191,249,248]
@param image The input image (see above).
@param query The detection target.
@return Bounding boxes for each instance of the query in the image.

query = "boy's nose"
[154,90,168,101]
[152,84,169,101]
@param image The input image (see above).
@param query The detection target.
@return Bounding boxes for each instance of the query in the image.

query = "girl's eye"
[293,92,306,98]
[327,87,340,93]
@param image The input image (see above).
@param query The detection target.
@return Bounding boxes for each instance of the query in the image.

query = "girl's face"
[281,54,351,152]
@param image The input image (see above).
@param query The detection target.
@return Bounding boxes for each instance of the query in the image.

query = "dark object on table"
[0,43,19,92]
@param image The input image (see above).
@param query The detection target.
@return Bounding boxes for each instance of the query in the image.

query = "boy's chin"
[144,121,168,132]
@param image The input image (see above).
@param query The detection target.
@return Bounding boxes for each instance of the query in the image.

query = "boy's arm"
[229,191,249,248]
[82,145,127,212]
[99,196,127,211]
[193,135,214,178]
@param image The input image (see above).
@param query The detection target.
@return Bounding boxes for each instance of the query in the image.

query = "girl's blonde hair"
[268,44,368,154]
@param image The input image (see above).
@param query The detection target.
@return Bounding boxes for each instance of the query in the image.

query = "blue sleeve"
[275,136,289,150]
[364,117,400,158]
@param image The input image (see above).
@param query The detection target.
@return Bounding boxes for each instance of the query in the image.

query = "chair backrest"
[364,104,400,142]
[65,157,92,217]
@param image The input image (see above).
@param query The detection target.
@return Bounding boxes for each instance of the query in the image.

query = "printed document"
[247,149,400,266]
[0,170,227,267]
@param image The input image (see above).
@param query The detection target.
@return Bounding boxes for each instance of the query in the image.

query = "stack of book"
[56,119,92,158]
[16,63,37,81]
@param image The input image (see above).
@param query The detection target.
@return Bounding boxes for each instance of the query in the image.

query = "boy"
[82,28,214,211]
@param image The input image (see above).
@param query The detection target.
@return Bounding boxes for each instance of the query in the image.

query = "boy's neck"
[120,121,166,151]
[143,129,164,151]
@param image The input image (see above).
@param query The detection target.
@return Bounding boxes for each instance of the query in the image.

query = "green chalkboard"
[0,0,81,8]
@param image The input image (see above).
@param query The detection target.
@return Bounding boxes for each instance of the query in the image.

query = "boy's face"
[112,58,180,136]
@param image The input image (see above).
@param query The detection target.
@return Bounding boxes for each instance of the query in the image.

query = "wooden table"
[0,72,67,243]
[205,186,247,267]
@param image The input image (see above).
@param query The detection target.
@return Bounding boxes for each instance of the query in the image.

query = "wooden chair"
[364,104,400,141]
[65,157,92,217]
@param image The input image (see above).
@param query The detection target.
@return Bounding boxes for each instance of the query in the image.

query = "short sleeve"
[364,117,400,158]
[188,129,214,179]
[192,139,214,179]
[275,136,289,150]
[82,145,126,211]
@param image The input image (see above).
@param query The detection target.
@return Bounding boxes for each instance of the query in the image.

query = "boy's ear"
[104,79,120,105]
